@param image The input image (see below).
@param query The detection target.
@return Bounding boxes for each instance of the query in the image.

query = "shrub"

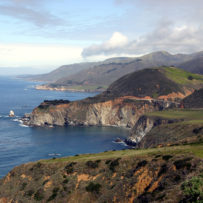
[35,162,42,168]
[20,182,27,191]
[105,160,111,165]
[158,164,168,177]
[63,179,69,184]
[47,187,60,202]
[188,75,193,80]
[181,176,203,202]
[162,155,173,161]
[86,160,99,169]
[34,189,44,201]
[65,162,76,174]
[109,158,120,172]
[86,182,101,194]
[173,158,192,170]
[24,189,34,197]
[136,160,148,170]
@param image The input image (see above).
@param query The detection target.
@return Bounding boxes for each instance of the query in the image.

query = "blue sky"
[0,0,203,74]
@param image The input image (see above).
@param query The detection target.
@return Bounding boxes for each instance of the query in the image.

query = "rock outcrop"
[25,97,175,128]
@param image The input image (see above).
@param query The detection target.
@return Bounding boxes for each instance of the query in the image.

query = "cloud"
[82,22,203,57]
[0,0,65,27]
[82,32,128,57]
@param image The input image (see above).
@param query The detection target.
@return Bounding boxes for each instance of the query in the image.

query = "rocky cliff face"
[127,113,203,148]
[25,97,176,128]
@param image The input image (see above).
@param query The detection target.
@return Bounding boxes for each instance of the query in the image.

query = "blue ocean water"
[0,76,128,178]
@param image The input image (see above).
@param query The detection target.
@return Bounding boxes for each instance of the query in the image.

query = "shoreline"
[35,85,104,93]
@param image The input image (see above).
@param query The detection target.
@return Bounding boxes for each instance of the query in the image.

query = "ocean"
[0,76,128,178]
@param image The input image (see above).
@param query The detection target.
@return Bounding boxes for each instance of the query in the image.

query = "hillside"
[183,88,203,108]
[34,51,203,92]
[98,67,203,101]
[0,143,202,203]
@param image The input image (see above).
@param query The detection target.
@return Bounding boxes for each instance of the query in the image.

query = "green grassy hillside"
[97,67,203,101]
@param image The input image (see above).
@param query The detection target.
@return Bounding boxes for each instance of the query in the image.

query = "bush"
[158,164,168,177]
[20,182,27,191]
[173,158,192,170]
[188,75,193,80]
[162,155,173,161]
[181,176,203,202]
[63,179,69,184]
[136,160,148,170]
[24,189,34,197]
[47,187,60,202]
[65,162,76,174]
[34,189,44,201]
[109,158,120,172]
[86,160,100,169]
[86,182,101,194]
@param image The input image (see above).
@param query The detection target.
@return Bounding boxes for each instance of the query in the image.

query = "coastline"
[35,84,105,93]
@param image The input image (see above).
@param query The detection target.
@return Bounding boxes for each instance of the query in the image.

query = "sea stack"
[9,110,15,117]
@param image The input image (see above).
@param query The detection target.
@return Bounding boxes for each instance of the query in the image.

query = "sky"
[0,0,203,74]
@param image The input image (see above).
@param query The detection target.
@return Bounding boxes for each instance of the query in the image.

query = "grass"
[163,67,203,85]
[42,142,203,165]
[145,109,203,124]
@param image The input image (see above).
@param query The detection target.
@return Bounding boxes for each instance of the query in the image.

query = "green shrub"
[162,155,173,161]
[63,179,69,184]
[20,182,27,191]
[34,189,44,201]
[105,160,111,165]
[109,158,120,172]
[65,162,76,174]
[188,75,193,80]
[136,160,148,170]
[47,187,60,202]
[173,158,192,170]
[86,182,101,194]
[181,176,203,202]
[86,160,99,169]
[158,164,168,177]
[24,189,34,197]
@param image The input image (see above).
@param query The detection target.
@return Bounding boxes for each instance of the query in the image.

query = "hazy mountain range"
[24,51,203,92]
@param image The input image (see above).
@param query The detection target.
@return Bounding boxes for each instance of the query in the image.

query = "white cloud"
[82,22,203,57]
[82,32,128,57]
[0,43,83,68]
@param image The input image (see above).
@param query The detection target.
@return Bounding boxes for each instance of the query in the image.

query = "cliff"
[0,144,202,203]
[127,109,203,148]
[26,97,174,128]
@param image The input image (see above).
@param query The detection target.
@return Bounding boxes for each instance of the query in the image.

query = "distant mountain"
[25,51,203,91]
[23,62,101,82]
[179,56,203,74]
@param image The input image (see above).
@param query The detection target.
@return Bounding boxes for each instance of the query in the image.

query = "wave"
[19,123,29,128]
[48,153,61,156]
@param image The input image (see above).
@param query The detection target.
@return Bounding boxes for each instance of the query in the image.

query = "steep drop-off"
[127,109,203,148]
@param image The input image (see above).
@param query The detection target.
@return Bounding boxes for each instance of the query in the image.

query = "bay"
[0,76,128,178]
